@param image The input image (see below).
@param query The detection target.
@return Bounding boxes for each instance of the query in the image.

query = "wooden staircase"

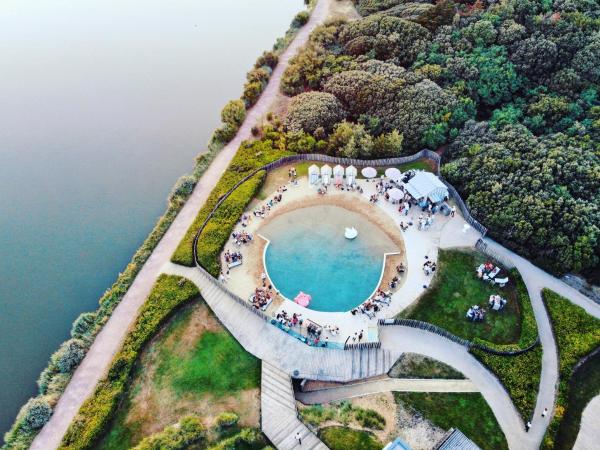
[261,362,329,450]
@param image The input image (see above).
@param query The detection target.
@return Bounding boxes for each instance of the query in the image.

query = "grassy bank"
[96,301,260,450]
[541,289,600,449]
[55,275,199,450]
[395,392,508,450]
[318,427,382,450]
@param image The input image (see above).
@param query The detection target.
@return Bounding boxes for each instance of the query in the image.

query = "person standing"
[261,272,267,287]
[451,206,456,217]
[525,421,532,432]
[295,431,302,445]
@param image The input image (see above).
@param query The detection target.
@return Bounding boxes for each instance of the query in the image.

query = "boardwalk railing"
[344,341,382,350]
[475,239,516,269]
[379,319,540,356]
[191,149,493,351]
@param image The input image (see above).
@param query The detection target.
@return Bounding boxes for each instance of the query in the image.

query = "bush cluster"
[57,275,199,450]
[132,416,205,450]
[207,428,266,450]
[280,0,600,277]
[541,289,600,449]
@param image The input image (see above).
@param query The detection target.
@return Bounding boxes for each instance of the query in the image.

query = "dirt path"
[29,2,334,448]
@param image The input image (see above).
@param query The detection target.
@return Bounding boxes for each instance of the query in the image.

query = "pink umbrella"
[294,291,312,307]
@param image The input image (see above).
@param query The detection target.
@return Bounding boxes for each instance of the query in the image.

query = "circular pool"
[260,205,399,312]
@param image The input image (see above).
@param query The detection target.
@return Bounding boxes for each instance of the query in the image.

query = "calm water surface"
[0,0,302,438]
[263,205,398,312]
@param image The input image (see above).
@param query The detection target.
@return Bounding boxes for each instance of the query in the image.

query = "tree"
[373,129,404,156]
[285,92,347,134]
[70,311,97,340]
[511,37,558,79]
[20,398,52,431]
[52,339,86,373]
[328,121,374,158]
[286,131,316,153]
[221,99,246,127]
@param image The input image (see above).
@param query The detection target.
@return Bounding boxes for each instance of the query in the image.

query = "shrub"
[286,92,347,134]
[215,412,239,429]
[132,415,205,450]
[3,397,53,448]
[207,428,266,450]
[242,80,263,107]
[292,11,310,28]
[255,51,278,70]
[169,175,196,203]
[70,312,97,340]
[52,339,87,374]
[221,99,246,127]
[354,408,385,430]
[213,122,238,144]
[58,275,199,450]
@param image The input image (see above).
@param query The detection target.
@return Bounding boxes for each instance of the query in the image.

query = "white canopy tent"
[333,165,344,185]
[308,164,320,185]
[385,167,402,182]
[361,167,377,179]
[345,165,357,186]
[388,188,404,201]
[405,171,449,204]
[321,164,332,186]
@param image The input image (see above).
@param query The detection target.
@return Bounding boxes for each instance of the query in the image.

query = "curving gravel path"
[29,2,334,448]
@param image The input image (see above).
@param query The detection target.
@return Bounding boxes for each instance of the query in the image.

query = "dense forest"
[280,0,600,277]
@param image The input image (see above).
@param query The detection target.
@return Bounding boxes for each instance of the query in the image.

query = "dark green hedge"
[58,275,199,450]
[171,132,293,272]
[541,289,600,450]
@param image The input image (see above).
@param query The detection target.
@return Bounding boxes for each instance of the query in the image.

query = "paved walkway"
[261,362,328,450]
[297,378,477,404]
[481,238,600,449]
[574,395,600,450]
[29,2,334,448]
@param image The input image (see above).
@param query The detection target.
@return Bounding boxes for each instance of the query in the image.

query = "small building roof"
[384,437,412,450]
[308,164,319,175]
[435,429,481,450]
[321,164,332,175]
[405,171,448,203]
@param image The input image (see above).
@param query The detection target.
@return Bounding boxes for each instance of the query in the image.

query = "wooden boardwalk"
[163,262,401,381]
[261,362,329,450]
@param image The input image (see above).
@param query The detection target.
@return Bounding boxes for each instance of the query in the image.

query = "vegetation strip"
[53,275,199,450]
[541,289,600,450]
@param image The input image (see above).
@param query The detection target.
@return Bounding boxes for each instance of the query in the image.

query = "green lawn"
[400,250,520,344]
[395,392,508,450]
[95,301,260,450]
[318,426,383,450]
[389,353,465,379]
[157,330,260,397]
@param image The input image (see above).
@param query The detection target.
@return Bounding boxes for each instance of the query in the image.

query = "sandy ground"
[297,391,445,448]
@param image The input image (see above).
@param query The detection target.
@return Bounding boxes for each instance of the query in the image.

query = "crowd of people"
[423,260,437,275]
[251,287,273,310]
[489,294,507,311]
[224,250,242,265]
[466,305,486,321]
[351,289,392,319]
[232,230,253,245]
[275,309,302,327]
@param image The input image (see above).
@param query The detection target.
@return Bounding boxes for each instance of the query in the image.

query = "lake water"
[0,0,302,438]
[262,205,398,312]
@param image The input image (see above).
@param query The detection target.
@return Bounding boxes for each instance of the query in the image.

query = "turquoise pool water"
[262,205,398,312]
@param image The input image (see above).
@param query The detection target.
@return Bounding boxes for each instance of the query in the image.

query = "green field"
[400,250,521,344]
[395,392,508,450]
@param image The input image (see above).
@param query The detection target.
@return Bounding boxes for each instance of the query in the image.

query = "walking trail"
[30,1,333,448]
[296,378,477,405]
